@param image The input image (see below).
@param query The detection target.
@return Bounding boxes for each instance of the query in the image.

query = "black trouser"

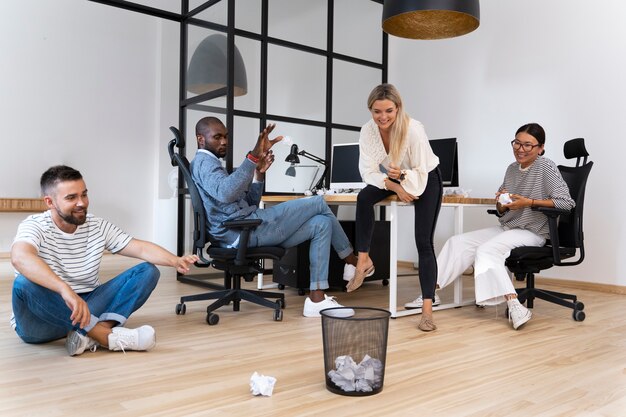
[355,168,443,299]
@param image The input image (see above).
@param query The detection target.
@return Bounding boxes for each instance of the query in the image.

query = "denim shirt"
[191,150,263,247]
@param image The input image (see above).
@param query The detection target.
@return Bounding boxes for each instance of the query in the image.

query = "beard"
[56,207,87,226]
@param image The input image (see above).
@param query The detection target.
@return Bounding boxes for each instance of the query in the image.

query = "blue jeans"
[247,195,353,290]
[12,262,160,344]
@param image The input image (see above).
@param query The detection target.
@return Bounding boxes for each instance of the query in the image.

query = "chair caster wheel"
[573,310,586,322]
[175,303,186,315]
[206,312,219,325]
[278,284,285,290]
[274,309,283,321]
[276,299,285,309]
[382,279,389,286]
[298,289,305,296]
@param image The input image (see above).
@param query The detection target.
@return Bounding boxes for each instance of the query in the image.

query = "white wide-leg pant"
[437,226,545,305]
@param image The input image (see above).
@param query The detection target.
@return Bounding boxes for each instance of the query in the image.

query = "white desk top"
[262,194,494,205]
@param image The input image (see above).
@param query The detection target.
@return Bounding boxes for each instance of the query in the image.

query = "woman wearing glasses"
[409,123,574,330]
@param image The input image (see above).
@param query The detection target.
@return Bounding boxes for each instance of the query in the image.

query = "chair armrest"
[487,208,507,218]
[533,206,569,218]
[223,218,263,229]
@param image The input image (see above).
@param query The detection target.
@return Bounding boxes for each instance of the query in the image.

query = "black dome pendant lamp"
[382,0,480,40]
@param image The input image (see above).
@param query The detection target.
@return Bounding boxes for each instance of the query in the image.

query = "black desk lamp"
[285,144,327,191]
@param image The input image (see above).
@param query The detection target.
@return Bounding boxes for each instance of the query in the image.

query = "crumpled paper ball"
[250,372,277,396]
[328,354,383,392]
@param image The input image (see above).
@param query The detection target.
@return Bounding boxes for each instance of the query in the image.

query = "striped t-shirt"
[13,211,132,293]
[498,156,575,238]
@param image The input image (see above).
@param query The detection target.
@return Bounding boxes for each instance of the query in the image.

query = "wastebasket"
[320,307,391,396]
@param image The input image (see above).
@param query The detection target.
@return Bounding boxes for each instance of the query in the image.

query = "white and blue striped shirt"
[13,211,132,293]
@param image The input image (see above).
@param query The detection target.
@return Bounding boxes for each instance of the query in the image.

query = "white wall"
[389,0,626,286]
[0,1,162,251]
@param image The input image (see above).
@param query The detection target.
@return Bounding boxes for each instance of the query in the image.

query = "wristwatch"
[398,170,406,182]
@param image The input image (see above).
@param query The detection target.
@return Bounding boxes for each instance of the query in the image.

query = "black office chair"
[168,126,285,325]
[504,138,592,322]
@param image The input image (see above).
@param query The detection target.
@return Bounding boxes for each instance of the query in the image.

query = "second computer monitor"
[429,138,459,187]
[329,143,366,190]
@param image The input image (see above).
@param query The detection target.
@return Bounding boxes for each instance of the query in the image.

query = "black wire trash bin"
[320,307,391,396]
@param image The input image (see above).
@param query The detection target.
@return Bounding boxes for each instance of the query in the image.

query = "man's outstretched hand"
[251,123,283,158]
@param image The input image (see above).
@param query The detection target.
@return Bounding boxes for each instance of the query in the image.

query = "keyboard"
[326,190,361,197]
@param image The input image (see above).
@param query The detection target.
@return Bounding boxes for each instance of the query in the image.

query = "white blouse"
[358,118,440,196]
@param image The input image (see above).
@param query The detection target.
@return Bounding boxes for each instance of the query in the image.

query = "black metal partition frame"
[87,0,387,270]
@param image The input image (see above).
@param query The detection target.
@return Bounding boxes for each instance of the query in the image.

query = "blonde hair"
[367,83,410,165]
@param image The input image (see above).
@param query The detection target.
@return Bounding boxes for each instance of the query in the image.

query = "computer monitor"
[429,138,459,187]
[329,143,366,190]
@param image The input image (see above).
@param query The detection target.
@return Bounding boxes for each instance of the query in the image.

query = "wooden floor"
[1,256,625,417]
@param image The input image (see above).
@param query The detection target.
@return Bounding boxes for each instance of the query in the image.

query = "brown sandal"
[418,316,437,332]
[346,264,375,292]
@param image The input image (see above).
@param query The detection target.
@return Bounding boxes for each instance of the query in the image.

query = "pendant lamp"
[187,34,247,96]
[382,0,480,40]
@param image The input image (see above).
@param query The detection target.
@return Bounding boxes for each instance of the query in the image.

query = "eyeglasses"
[510,140,541,152]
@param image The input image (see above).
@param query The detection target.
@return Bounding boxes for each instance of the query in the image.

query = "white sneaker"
[404,293,441,309]
[66,330,98,356]
[507,298,532,330]
[108,325,156,353]
[342,264,375,281]
[303,295,355,318]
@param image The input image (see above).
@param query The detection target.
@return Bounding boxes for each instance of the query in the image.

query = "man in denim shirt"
[191,117,358,317]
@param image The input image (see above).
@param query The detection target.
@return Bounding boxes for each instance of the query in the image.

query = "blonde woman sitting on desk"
[346,83,443,332]
[407,123,575,330]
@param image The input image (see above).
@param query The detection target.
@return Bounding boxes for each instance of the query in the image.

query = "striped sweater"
[498,156,575,238]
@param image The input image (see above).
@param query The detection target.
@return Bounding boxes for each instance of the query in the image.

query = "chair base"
[176,272,285,324]
[515,272,585,321]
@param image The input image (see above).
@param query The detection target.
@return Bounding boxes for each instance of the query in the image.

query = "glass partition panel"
[265,121,326,193]
[190,0,227,25]
[235,0,262,33]
[128,0,181,13]
[232,116,262,166]
[268,0,326,50]
[332,128,361,145]
[334,0,383,63]
[267,45,326,121]
[332,59,381,127]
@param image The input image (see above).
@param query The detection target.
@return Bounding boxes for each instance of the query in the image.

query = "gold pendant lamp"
[382,0,480,40]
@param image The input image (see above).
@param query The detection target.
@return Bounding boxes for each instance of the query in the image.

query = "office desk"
[259,194,493,318]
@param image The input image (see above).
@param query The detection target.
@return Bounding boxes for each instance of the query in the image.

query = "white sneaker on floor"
[303,295,355,318]
[507,298,532,330]
[342,264,375,281]
[404,293,441,309]
[66,330,98,356]
[108,325,156,353]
